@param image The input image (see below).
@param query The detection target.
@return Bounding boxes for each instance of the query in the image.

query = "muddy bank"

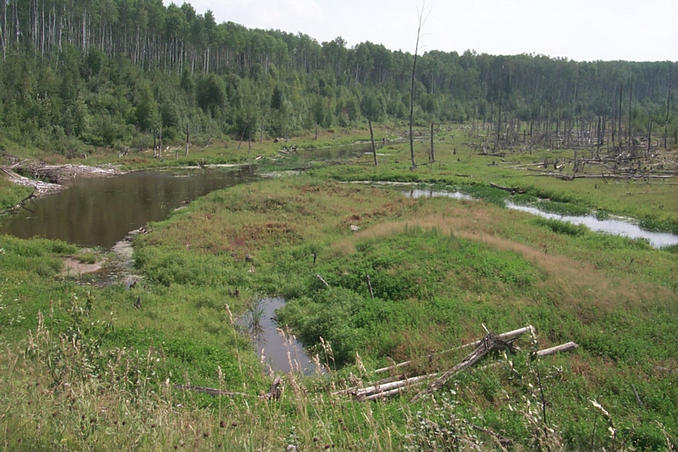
[59,228,143,288]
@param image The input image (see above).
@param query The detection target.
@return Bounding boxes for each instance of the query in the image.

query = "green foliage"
[277,228,539,365]
[534,218,587,236]
[534,200,590,216]
[196,74,226,115]
[0,179,33,210]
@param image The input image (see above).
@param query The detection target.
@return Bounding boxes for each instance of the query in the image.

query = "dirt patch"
[61,257,103,277]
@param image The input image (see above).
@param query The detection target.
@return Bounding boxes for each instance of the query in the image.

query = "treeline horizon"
[0,0,676,155]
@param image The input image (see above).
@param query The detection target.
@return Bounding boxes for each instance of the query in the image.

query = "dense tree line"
[0,0,676,155]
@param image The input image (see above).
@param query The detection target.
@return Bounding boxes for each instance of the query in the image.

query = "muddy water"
[0,166,256,248]
[238,297,321,375]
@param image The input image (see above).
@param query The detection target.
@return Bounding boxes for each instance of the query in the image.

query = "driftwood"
[0,166,63,196]
[344,335,578,402]
[527,171,673,180]
[1,185,37,213]
[412,332,515,402]
[175,376,283,400]
[346,372,439,400]
[374,325,534,374]
[316,274,330,288]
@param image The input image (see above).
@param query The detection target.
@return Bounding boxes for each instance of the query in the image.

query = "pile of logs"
[335,325,578,402]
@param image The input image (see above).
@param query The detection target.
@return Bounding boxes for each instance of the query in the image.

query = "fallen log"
[345,339,579,402]
[490,182,526,194]
[364,379,430,400]
[374,325,534,374]
[412,332,515,402]
[535,341,578,357]
[316,274,330,288]
[354,372,438,399]
[0,166,63,196]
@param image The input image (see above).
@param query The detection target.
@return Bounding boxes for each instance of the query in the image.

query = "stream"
[403,187,678,248]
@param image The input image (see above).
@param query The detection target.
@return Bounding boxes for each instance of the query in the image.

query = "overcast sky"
[164,0,678,62]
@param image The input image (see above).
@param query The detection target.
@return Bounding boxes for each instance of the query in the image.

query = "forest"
[0,0,676,157]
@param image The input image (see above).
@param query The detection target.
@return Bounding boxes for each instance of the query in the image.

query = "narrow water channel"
[505,202,678,248]
[238,297,321,375]
[402,187,678,248]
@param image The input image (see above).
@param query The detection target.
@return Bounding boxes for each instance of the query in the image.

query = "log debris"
[490,182,526,194]
[535,341,578,357]
[411,331,514,402]
[316,274,330,288]
[375,325,534,374]
[339,323,578,402]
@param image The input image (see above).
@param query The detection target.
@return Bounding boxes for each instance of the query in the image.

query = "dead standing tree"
[409,4,428,170]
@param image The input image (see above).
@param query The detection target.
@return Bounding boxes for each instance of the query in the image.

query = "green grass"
[1,123,677,450]
[533,218,588,236]
[0,177,33,211]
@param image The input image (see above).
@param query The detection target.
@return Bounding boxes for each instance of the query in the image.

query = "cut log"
[316,274,330,288]
[355,372,438,398]
[364,381,429,400]
[535,341,578,357]
[342,338,579,402]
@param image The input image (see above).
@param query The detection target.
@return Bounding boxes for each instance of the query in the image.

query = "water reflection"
[238,297,321,375]
[402,187,678,248]
[505,202,678,248]
[0,166,256,248]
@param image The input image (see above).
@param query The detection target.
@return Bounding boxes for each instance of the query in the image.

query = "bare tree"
[368,119,377,166]
[429,122,435,162]
[184,123,190,158]
[1,0,6,61]
[409,4,428,170]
